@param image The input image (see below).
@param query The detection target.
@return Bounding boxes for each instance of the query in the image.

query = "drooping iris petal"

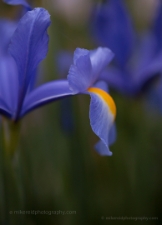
[21,80,74,117]
[95,140,112,156]
[108,123,116,146]
[9,7,51,118]
[88,87,116,155]
[68,53,92,93]
[91,0,134,67]
[95,111,116,156]
[3,0,31,9]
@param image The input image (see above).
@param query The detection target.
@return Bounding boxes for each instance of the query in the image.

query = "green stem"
[1,117,23,225]
[2,117,20,159]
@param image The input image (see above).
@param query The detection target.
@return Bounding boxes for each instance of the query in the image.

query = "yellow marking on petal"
[88,87,116,118]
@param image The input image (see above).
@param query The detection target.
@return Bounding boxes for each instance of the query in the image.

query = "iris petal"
[21,80,74,117]
[0,56,18,113]
[89,47,114,81]
[88,87,116,155]
[9,7,51,118]
[73,48,89,64]
[92,0,134,67]
[0,19,17,53]
[0,98,12,118]
[95,141,112,156]
[152,1,162,52]
[68,47,113,93]
[95,124,116,156]
[3,0,31,9]
[68,54,92,93]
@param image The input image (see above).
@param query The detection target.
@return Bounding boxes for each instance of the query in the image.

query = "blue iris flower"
[91,0,162,96]
[0,7,116,155]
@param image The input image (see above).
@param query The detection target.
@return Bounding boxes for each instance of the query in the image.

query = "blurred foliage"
[0,0,162,224]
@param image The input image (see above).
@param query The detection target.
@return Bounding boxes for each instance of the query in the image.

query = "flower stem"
[2,117,20,158]
[1,117,23,225]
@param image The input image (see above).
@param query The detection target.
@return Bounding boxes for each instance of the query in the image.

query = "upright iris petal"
[68,47,114,92]
[91,0,134,68]
[9,7,51,119]
[152,1,162,53]
[88,87,116,155]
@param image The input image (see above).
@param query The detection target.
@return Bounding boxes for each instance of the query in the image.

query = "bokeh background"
[0,0,162,224]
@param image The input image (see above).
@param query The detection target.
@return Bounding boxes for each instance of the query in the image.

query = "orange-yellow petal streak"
[88,87,116,118]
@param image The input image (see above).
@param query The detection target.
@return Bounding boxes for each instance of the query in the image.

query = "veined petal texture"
[68,50,92,93]
[21,80,74,117]
[68,47,113,92]
[88,87,116,155]
[9,7,51,118]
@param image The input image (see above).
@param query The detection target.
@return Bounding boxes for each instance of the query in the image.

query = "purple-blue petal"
[89,47,114,82]
[88,90,115,156]
[152,0,162,54]
[68,53,92,92]
[135,53,162,93]
[21,79,74,117]
[3,0,31,10]
[0,55,18,114]
[94,124,116,156]
[95,141,112,156]
[0,19,17,53]
[94,80,109,92]
[0,98,12,118]
[100,67,136,96]
[91,0,134,68]
[73,48,89,64]
[68,47,113,93]
[9,7,51,119]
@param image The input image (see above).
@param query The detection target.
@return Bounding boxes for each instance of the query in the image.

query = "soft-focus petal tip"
[95,140,113,156]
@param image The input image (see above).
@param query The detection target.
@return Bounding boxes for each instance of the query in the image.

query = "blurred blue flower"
[3,0,31,9]
[91,0,162,96]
